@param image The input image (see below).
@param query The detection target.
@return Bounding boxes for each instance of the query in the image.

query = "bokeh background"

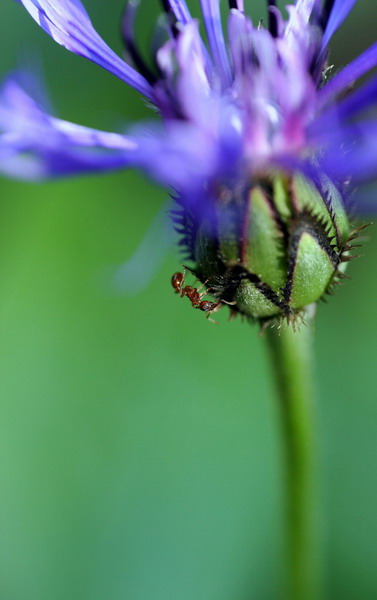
[0,1,376,599]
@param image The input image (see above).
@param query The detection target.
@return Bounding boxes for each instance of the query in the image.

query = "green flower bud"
[191,174,352,322]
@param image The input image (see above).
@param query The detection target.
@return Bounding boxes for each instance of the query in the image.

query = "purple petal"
[0,74,140,179]
[318,41,377,108]
[227,9,251,75]
[17,0,153,99]
[293,0,320,24]
[0,72,235,192]
[310,118,377,185]
[132,122,220,191]
[0,145,139,180]
[174,22,212,123]
[230,0,244,10]
[272,153,323,189]
[306,116,377,199]
[321,0,358,49]
[313,72,377,137]
[200,0,232,86]
[122,0,157,83]
[161,0,192,24]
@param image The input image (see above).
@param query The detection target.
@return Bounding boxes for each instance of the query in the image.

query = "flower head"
[1,0,377,321]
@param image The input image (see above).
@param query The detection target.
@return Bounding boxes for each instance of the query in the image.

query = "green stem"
[265,309,321,600]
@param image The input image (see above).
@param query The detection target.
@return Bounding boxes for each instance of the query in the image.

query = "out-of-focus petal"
[17,0,153,98]
[321,0,358,49]
[318,120,377,184]
[0,145,139,179]
[132,121,220,191]
[161,0,192,24]
[0,72,239,193]
[318,40,377,107]
[174,22,212,123]
[290,0,319,27]
[112,203,174,295]
[285,3,322,71]
[200,0,232,86]
[312,72,377,136]
[227,8,249,74]
[0,74,140,178]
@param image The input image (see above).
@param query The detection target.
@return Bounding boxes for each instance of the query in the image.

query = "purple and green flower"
[2,0,377,321]
[1,3,377,598]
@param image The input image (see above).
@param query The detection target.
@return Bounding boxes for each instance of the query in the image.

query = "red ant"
[171,272,185,295]
[171,270,210,307]
[171,270,232,321]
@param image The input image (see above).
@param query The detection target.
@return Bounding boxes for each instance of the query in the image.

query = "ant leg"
[203,301,222,324]
[199,289,210,300]
[197,279,209,293]
[179,267,187,297]
[207,316,219,324]
[199,284,218,301]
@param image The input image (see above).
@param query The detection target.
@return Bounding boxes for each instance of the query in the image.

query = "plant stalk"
[265,309,321,600]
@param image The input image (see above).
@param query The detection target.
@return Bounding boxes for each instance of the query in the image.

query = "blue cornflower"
[1,0,377,320]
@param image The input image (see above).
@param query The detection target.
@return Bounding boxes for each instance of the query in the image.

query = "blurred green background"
[0,1,377,599]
